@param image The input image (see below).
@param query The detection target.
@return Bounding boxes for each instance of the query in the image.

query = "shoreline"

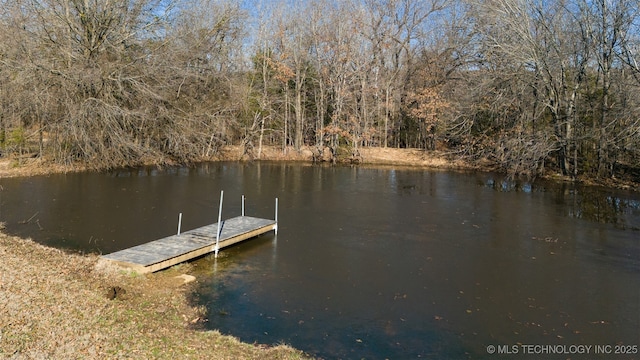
[0,232,308,359]
[0,145,479,178]
[2,145,637,191]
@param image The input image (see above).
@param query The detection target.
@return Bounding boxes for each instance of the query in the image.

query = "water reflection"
[484,177,534,193]
[0,163,638,359]
[483,176,640,230]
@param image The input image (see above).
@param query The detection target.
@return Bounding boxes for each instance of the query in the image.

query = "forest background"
[1,0,639,182]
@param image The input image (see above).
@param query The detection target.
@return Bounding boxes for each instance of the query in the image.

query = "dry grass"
[0,233,309,359]
[2,146,638,192]
[0,157,83,178]
[0,146,474,179]
[357,147,473,169]
[214,145,476,170]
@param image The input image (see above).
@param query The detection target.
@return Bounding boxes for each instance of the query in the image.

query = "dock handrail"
[103,190,279,273]
[175,190,278,258]
[274,197,278,235]
[215,190,224,257]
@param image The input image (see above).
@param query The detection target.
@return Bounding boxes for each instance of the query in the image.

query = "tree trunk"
[295,76,304,150]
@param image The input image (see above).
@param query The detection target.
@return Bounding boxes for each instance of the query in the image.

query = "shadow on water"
[1,163,639,359]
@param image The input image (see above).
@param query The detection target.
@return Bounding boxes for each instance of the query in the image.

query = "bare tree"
[0,0,249,167]
[1,0,639,183]
[580,0,639,177]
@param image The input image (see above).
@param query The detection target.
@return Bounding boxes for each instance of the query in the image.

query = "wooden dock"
[101,216,277,273]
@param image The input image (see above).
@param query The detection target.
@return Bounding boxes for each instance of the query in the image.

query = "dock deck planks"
[101,216,276,273]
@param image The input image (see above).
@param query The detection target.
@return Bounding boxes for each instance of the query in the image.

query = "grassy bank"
[0,233,308,359]
[0,145,476,178]
[3,145,638,191]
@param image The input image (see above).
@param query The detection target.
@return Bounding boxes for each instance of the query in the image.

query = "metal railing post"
[177,213,182,235]
[274,197,278,235]
[215,190,224,257]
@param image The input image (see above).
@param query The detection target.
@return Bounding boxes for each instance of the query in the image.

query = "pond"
[1,162,639,359]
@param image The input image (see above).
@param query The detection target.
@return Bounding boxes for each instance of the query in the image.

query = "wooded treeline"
[1,0,639,179]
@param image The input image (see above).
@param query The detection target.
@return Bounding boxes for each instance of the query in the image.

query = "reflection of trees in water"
[569,190,640,230]
[484,178,534,193]
[552,182,640,229]
[484,175,640,230]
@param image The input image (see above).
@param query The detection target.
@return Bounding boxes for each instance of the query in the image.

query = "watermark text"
[486,344,638,356]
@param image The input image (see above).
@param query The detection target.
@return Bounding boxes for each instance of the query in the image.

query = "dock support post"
[274,197,278,235]
[215,190,224,257]
[177,213,182,235]
[242,195,245,217]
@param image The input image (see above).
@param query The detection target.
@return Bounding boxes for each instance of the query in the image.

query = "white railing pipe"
[274,197,278,235]
[215,190,224,257]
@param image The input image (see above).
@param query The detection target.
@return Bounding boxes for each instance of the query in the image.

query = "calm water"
[1,162,639,359]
